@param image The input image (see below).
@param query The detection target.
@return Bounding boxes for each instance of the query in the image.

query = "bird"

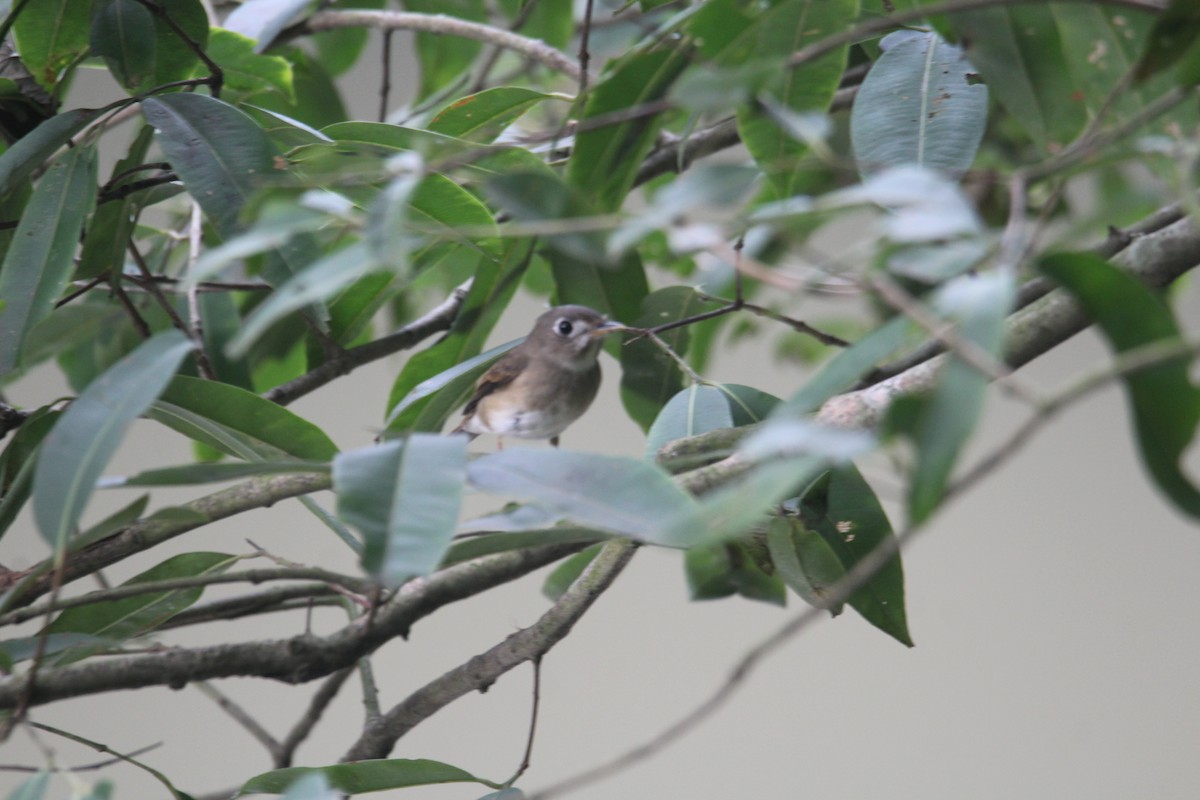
[452,305,625,447]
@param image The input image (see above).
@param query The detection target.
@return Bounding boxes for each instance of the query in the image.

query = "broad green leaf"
[334,435,467,584]
[0,144,98,375]
[198,291,255,388]
[227,242,373,357]
[428,87,557,143]
[0,408,59,542]
[619,286,707,432]
[32,331,193,550]
[766,515,846,613]
[1041,252,1200,518]
[251,46,347,127]
[906,271,1014,522]
[312,0,386,77]
[951,6,1085,150]
[851,30,988,177]
[141,93,278,238]
[1134,0,1200,82]
[542,543,602,601]
[685,541,786,606]
[90,0,158,91]
[406,0,487,100]
[505,0,572,49]
[566,48,688,212]
[106,460,329,487]
[467,449,697,542]
[366,159,423,271]
[12,0,91,91]
[644,384,734,459]
[485,170,607,265]
[0,110,102,198]
[203,28,295,99]
[718,383,781,426]
[385,338,520,434]
[149,375,338,461]
[735,0,856,194]
[77,124,155,281]
[45,552,237,664]
[385,242,531,433]
[146,0,210,88]
[238,759,492,795]
[794,465,911,645]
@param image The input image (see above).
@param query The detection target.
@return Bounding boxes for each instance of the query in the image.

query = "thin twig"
[128,240,218,379]
[579,0,595,96]
[195,681,282,757]
[379,29,393,122]
[276,666,355,768]
[504,657,542,787]
[134,0,224,96]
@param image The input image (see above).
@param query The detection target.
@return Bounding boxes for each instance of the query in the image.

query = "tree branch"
[341,539,637,761]
[0,542,587,709]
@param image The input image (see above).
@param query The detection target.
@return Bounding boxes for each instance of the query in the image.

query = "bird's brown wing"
[461,348,528,417]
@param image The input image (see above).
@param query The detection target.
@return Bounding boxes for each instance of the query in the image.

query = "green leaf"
[644,384,734,459]
[428,87,557,143]
[950,6,1085,150]
[90,0,158,91]
[141,93,278,238]
[766,515,846,613]
[718,383,781,425]
[238,759,492,795]
[12,0,91,91]
[850,30,988,177]
[107,460,329,487]
[146,0,209,88]
[541,542,602,601]
[550,251,650,342]
[0,108,104,197]
[0,408,59,542]
[0,144,98,376]
[312,0,386,77]
[444,528,608,568]
[467,449,697,542]
[566,47,688,212]
[1134,0,1200,82]
[406,0,487,99]
[334,435,467,584]
[905,272,1014,522]
[149,375,338,461]
[385,243,532,433]
[72,494,149,550]
[795,465,911,646]
[485,170,607,265]
[734,0,856,194]
[203,28,295,99]
[45,552,237,664]
[1041,252,1200,518]
[32,331,193,551]
[619,286,707,431]
[4,771,49,800]
[77,124,155,281]
[685,541,786,606]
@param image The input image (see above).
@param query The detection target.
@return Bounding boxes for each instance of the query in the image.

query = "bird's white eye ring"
[555,318,574,336]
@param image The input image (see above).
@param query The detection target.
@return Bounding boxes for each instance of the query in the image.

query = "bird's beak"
[590,319,627,338]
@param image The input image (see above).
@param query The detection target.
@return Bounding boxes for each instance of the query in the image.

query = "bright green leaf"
[238,758,491,795]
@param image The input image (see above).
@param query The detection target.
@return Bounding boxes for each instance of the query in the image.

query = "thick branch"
[303,11,582,82]
[342,539,637,761]
[0,542,586,709]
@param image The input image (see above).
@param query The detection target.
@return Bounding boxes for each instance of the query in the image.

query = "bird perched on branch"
[452,305,624,447]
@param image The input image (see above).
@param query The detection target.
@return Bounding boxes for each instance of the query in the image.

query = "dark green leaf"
[251,46,347,127]
[619,286,707,431]
[685,541,785,606]
[444,529,607,569]
[45,552,237,664]
[90,0,158,91]
[1041,252,1200,518]
[72,494,149,551]
[146,0,209,88]
[32,331,192,550]
[0,144,98,375]
[77,124,155,281]
[238,759,491,795]
[0,408,59,542]
[796,465,911,646]
[766,515,846,613]
[12,0,91,91]
[0,109,106,197]
[203,28,295,99]
[542,543,603,601]
[108,460,329,487]
[385,243,531,433]
[718,383,781,426]
[334,436,468,583]
[141,93,278,238]
[406,0,486,100]
[1134,0,1200,82]
[906,272,1013,522]
[566,47,689,212]
[485,171,607,265]
[149,375,338,461]
[951,7,1085,149]
[851,30,988,177]
[467,449,697,541]
[428,87,556,143]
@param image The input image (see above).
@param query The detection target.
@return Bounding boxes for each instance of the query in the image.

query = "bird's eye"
[555,319,574,336]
